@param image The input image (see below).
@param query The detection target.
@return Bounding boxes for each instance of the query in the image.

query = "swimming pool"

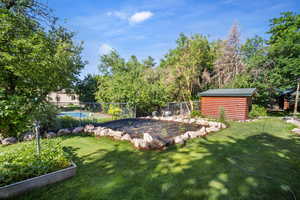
[58,112,89,118]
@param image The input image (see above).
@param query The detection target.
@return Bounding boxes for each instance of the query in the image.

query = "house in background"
[279,88,299,111]
[47,89,80,106]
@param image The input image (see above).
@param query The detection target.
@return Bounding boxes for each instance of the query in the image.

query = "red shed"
[199,88,256,121]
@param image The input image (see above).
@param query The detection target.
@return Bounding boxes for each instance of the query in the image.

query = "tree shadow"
[17,132,300,200]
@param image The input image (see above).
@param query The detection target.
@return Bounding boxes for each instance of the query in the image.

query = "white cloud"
[129,11,153,24]
[106,11,128,20]
[106,10,153,24]
[99,43,113,55]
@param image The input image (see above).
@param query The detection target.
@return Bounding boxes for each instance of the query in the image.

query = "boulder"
[292,128,300,135]
[206,127,220,133]
[143,133,153,143]
[142,133,167,149]
[1,137,17,145]
[152,111,159,117]
[57,129,71,136]
[111,131,123,139]
[201,120,209,126]
[100,128,109,136]
[72,127,84,134]
[45,132,56,138]
[132,138,148,149]
[195,119,204,124]
[121,133,132,141]
[22,132,35,141]
[174,135,185,144]
[163,111,172,117]
[150,139,166,149]
[220,123,227,129]
[84,124,95,133]
[181,132,190,140]
[183,119,190,123]
[93,127,104,136]
[208,121,217,127]
[190,119,196,123]
[93,127,101,136]
[187,131,199,139]
[199,127,207,136]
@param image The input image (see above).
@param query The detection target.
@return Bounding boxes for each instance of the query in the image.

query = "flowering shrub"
[0,138,70,187]
[108,105,122,120]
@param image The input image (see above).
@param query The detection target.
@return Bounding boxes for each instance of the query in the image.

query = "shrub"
[54,116,79,129]
[190,110,202,118]
[0,99,58,138]
[54,116,111,129]
[249,104,267,118]
[0,93,32,138]
[108,105,122,120]
[0,138,70,187]
[33,103,59,132]
[218,107,228,125]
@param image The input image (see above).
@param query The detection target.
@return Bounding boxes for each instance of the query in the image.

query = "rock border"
[283,117,300,135]
[83,116,226,150]
[0,161,76,199]
[1,116,226,150]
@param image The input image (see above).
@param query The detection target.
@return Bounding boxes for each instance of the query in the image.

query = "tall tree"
[228,35,275,106]
[75,74,98,102]
[267,12,300,89]
[160,33,214,110]
[0,3,84,137]
[96,51,168,116]
[0,0,56,25]
[213,23,245,88]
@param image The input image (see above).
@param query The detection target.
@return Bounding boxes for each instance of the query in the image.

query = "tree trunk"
[189,99,194,113]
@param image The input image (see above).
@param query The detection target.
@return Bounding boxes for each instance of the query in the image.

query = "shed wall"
[201,96,249,121]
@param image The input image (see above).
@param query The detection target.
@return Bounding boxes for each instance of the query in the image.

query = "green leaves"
[268,12,300,89]
[0,7,84,137]
[0,138,70,187]
[96,51,169,116]
[160,34,214,107]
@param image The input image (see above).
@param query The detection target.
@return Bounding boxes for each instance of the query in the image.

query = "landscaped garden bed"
[0,139,75,198]
[83,116,226,150]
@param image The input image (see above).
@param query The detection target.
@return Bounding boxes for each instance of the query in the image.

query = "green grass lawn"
[2,118,300,200]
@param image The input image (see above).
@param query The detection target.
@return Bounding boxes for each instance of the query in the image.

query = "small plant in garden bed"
[0,138,70,187]
[190,110,203,118]
[249,104,267,118]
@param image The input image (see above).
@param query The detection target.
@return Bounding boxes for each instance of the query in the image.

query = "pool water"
[58,112,89,118]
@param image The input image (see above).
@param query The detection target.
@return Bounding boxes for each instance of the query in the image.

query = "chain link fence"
[157,101,201,117]
[51,100,200,128]
[52,102,136,128]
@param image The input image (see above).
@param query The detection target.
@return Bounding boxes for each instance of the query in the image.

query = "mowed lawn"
[2,118,300,200]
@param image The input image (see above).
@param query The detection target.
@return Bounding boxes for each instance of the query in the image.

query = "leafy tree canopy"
[96,51,168,116]
[0,2,84,137]
[267,12,300,89]
[159,33,214,110]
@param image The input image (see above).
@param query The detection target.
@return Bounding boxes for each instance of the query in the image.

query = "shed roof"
[199,88,256,97]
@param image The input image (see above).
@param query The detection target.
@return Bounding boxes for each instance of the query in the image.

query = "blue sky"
[45,0,299,77]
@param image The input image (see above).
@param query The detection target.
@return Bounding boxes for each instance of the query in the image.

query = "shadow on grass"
[16,131,300,200]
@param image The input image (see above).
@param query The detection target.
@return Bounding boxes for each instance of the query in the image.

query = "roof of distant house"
[198,88,256,97]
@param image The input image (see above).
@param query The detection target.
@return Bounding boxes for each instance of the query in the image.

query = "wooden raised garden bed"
[0,162,76,199]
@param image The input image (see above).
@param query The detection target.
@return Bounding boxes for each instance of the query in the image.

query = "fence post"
[180,103,183,116]
[34,121,41,157]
